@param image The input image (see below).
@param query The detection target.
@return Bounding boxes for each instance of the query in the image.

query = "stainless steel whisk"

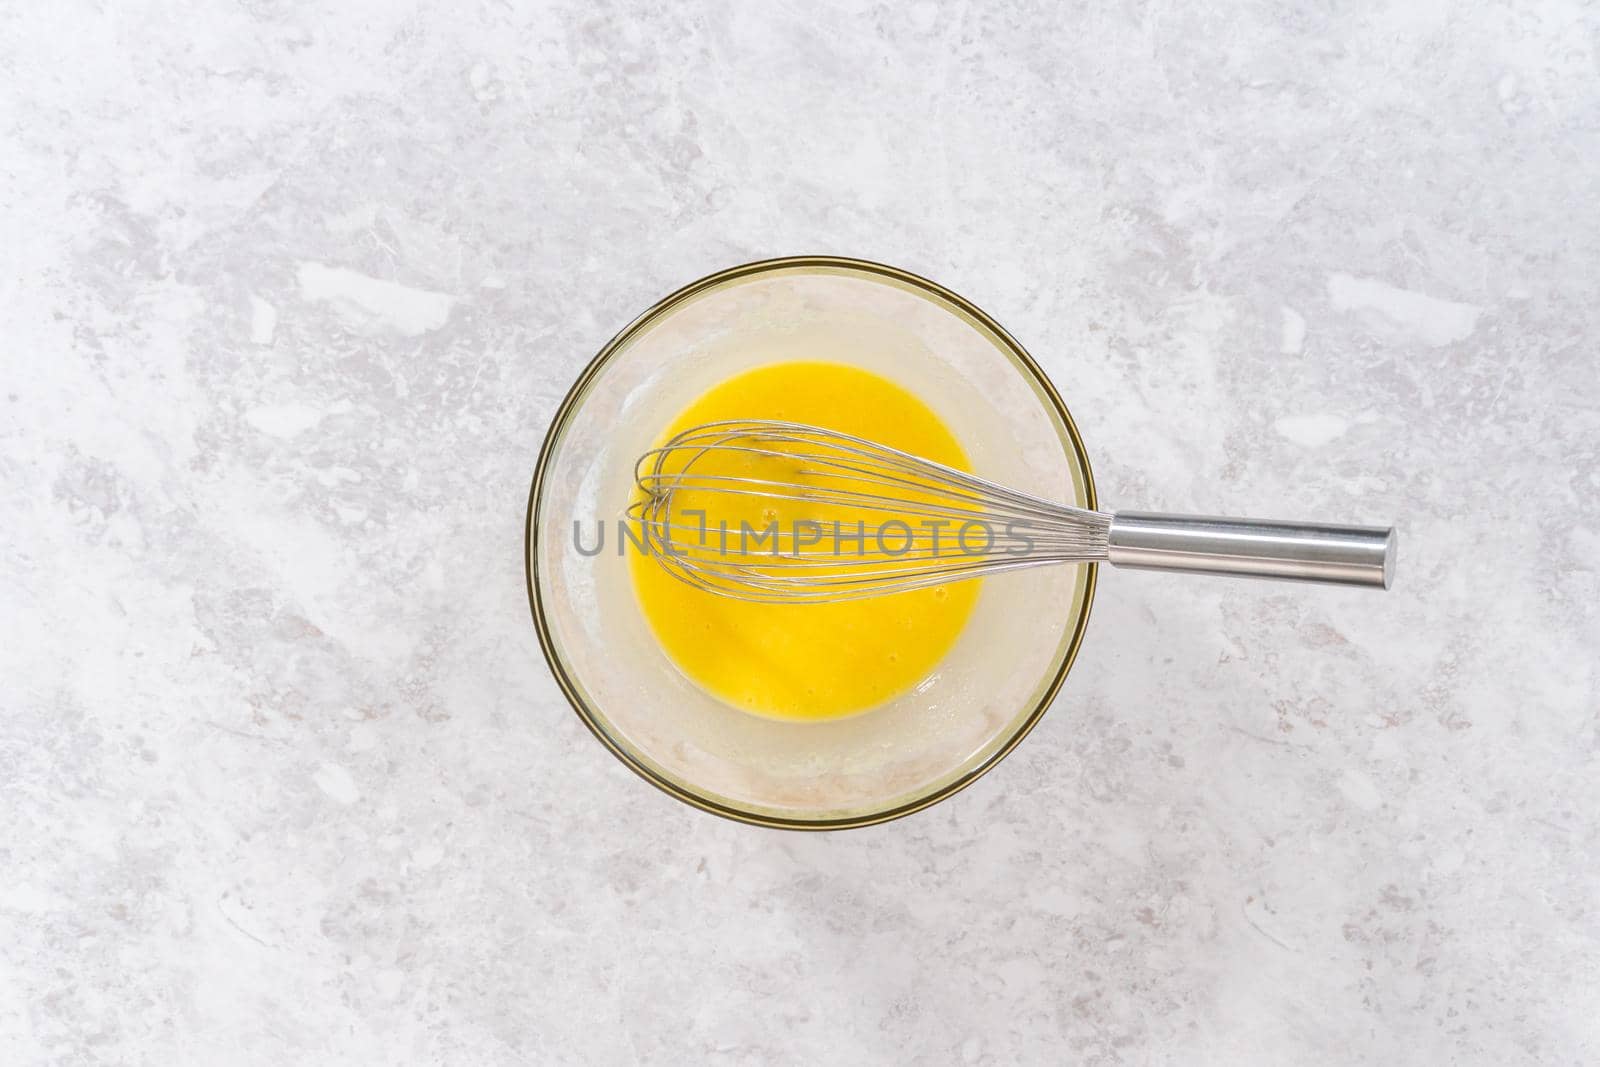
[628,420,1395,603]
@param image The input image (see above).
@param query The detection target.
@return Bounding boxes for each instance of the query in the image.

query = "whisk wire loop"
[629,421,1110,602]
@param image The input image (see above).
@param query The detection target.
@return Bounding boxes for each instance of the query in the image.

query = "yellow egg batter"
[629,361,979,722]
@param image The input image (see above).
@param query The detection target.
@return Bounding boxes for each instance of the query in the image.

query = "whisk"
[627,420,1395,603]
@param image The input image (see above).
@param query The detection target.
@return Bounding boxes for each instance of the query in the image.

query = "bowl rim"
[524,255,1098,830]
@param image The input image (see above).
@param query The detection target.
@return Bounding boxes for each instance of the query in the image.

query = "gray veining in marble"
[3,1,1598,1063]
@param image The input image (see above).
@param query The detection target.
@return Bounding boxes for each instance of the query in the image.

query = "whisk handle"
[1106,512,1395,589]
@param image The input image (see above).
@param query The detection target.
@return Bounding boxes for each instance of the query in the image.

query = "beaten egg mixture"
[629,362,978,721]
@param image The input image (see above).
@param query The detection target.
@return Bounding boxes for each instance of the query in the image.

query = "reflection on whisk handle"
[1105,512,1396,589]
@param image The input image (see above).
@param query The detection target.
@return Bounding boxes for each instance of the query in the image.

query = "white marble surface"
[3,1,1598,1063]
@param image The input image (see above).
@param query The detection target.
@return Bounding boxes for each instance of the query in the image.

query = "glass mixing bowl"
[525,257,1097,828]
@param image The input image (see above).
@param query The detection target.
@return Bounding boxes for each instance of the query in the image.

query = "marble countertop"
[4,1,1597,1063]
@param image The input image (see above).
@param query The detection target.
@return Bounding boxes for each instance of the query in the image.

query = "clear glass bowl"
[525,257,1098,828]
